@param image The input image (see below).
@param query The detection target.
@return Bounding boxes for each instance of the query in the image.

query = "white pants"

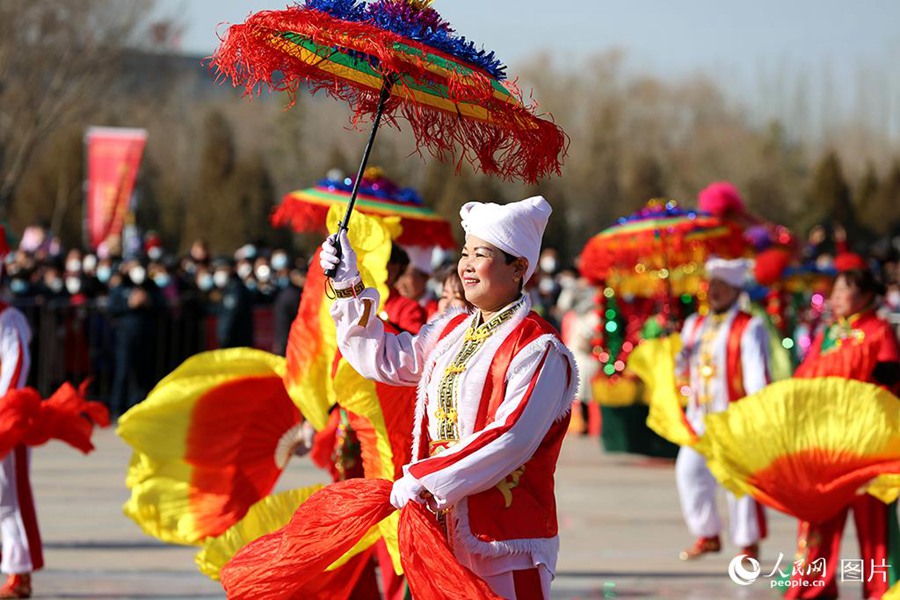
[0,447,40,574]
[675,446,762,547]
[481,565,552,600]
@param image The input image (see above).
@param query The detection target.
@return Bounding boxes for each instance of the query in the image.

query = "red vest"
[430,311,573,544]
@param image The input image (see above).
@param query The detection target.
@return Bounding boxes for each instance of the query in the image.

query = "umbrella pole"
[324,81,393,279]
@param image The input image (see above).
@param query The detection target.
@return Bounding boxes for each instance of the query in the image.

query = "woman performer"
[320,196,577,600]
[787,268,900,599]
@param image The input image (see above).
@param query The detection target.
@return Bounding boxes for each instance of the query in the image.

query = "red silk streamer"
[221,478,503,599]
[221,478,395,599]
[0,388,41,456]
[399,502,503,600]
[0,382,109,458]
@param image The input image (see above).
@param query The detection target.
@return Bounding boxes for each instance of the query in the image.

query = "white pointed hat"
[705,257,752,288]
[459,196,552,282]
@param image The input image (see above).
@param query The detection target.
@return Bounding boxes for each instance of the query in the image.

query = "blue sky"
[158,0,899,79]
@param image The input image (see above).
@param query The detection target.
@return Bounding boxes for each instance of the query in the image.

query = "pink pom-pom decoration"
[698,182,746,218]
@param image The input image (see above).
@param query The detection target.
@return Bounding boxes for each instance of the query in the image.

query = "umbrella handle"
[324,80,394,279]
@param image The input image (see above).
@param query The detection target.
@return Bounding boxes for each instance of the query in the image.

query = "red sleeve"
[396,302,426,335]
[424,300,439,321]
[794,331,825,378]
[875,322,900,364]
[384,293,427,335]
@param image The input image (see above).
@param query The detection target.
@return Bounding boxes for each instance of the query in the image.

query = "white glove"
[390,474,427,510]
[319,229,359,283]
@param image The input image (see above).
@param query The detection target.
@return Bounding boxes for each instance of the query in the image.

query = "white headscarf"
[459,196,552,282]
[402,245,435,276]
[705,257,752,289]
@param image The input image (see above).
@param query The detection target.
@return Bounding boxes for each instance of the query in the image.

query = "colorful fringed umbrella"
[214,0,565,273]
[118,348,304,545]
[272,167,456,248]
[579,200,747,298]
[697,377,900,524]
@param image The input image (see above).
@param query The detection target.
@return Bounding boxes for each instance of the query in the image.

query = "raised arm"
[323,231,442,387]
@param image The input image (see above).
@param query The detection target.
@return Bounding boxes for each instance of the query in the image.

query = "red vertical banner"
[84,127,148,250]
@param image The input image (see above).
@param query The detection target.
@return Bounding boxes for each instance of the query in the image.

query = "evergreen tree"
[184,110,242,253]
[854,162,881,233]
[808,150,854,233]
[622,155,665,211]
[869,162,900,236]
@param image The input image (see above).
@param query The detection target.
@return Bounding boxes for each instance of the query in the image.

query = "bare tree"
[0,0,152,219]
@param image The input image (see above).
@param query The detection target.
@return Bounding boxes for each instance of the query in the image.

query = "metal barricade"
[10,296,213,405]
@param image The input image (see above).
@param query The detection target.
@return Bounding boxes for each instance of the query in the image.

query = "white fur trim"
[452,497,560,571]
[410,311,474,461]
[506,334,579,423]
[409,296,533,460]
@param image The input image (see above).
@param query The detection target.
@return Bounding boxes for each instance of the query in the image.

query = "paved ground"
[27,428,867,599]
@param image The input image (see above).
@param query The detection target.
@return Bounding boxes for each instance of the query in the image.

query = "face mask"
[129,267,146,285]
[65,277,81,295]
[66,258,82,273]
[97,266,112,283]
[10,279,28,294]
[271,254,288,271]
[48,278,64,294]
[558,274,576,289]
[538,277,556,295]
[213,271,230,289]
[147,247,163,261]
[278,276,290,289]
[255,265,271,281]
[540,257,557,273]
[82,255,97,272]
[197,274,213,291]
[245,279,258,292]
[237,263,253,280]
[185,262,197,275]
[887,290,900,308]
[154,274,171,288]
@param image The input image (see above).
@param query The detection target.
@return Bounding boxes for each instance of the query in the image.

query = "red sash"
[685,311,754,404]
[726,312,753,402]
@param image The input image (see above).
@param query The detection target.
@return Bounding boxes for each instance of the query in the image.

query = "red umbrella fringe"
[220,478,501,600]
[271,195,457,248]
[212,8,567,184]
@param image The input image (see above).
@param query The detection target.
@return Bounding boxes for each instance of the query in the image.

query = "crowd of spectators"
[4,223,308,416]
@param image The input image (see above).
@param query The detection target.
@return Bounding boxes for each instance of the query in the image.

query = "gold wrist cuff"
[333,279,364,298]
